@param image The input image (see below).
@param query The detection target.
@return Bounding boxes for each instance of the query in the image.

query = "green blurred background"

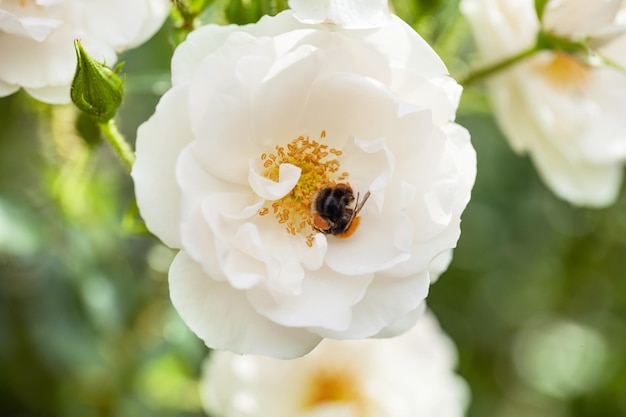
[1,1,625,416]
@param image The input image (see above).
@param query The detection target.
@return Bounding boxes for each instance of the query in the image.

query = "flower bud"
[71,39,124,123]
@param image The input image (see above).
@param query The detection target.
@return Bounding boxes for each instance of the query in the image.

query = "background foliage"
[1,1,625,416]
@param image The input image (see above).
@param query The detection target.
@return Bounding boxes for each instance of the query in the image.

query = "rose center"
[302,367,366,412]
[257,131,348,246]
[536,52,590,89]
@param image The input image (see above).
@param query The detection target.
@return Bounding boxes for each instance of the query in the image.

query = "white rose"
[0,0,171,103]
[200,309,470,417]
[132,2,476,358]
[462,0,626,207]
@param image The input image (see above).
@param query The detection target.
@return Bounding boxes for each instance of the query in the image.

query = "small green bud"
[71,39,124,123]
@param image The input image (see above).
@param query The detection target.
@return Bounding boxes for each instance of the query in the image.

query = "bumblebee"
[312,184,371,238]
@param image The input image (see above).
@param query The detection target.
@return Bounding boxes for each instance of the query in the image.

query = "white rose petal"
[0,0,170,103]
[0,5,62,41]
[170,251,322,359]
[249,162,302,201]
[462,0,626,207]
[199,310,471,417]
[133,6,475,358]
[288,0,391,28]
[543,0,623,36]
[133,86,192,249]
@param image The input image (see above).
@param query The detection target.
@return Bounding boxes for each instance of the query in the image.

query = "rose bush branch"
[171,0,196,31]
[460,44,540,86]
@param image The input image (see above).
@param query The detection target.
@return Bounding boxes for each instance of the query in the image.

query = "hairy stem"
[99,120,135,171]
[460,45,540,86]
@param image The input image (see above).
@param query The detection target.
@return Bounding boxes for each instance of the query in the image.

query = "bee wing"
[345,190,371,228]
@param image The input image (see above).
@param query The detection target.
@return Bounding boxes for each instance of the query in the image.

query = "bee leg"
[313,214,331,234]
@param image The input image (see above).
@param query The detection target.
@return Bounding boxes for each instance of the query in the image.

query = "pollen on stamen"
[257,132,347,247]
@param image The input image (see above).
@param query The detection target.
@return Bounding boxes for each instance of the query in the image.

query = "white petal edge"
[132,86,194,249]
[312,270,430,339]
[288,0,391,28]
[248,160,301,200]
[169,251,322,358]
[24,84,70,104]
[247,266,373,331]
[0,7,61,41]
[0,79,19,97]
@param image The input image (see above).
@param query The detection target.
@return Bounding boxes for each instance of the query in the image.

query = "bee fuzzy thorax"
[312,184,370,238]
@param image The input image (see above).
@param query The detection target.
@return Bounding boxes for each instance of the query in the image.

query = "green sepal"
[536,30,590,56]
[71,39,124,123]
[534,0,550,22]
[75,112,102,147]
[226,0,288,25]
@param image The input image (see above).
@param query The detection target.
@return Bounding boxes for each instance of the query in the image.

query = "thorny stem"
[171,0,196,31]
[99,119,135,170]
[460,45,540,86]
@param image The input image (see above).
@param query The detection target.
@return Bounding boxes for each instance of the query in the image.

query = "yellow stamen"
[302,367,365,412]
[258,132,348,246]
[536,52,590,89]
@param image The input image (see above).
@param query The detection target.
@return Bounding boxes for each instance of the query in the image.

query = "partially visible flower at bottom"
[199,309,470,417]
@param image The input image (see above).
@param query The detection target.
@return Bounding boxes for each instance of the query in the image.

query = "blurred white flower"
[132,4,475,358]
[0,0,170,103]
[200,310,470,417]
[462,0,626,207]
[542,0,626,42]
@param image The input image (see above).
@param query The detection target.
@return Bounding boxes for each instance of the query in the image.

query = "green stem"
[171,0,196,30]
[99,120,135,171]
[596,53,626,74]
[460,45,540,87]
